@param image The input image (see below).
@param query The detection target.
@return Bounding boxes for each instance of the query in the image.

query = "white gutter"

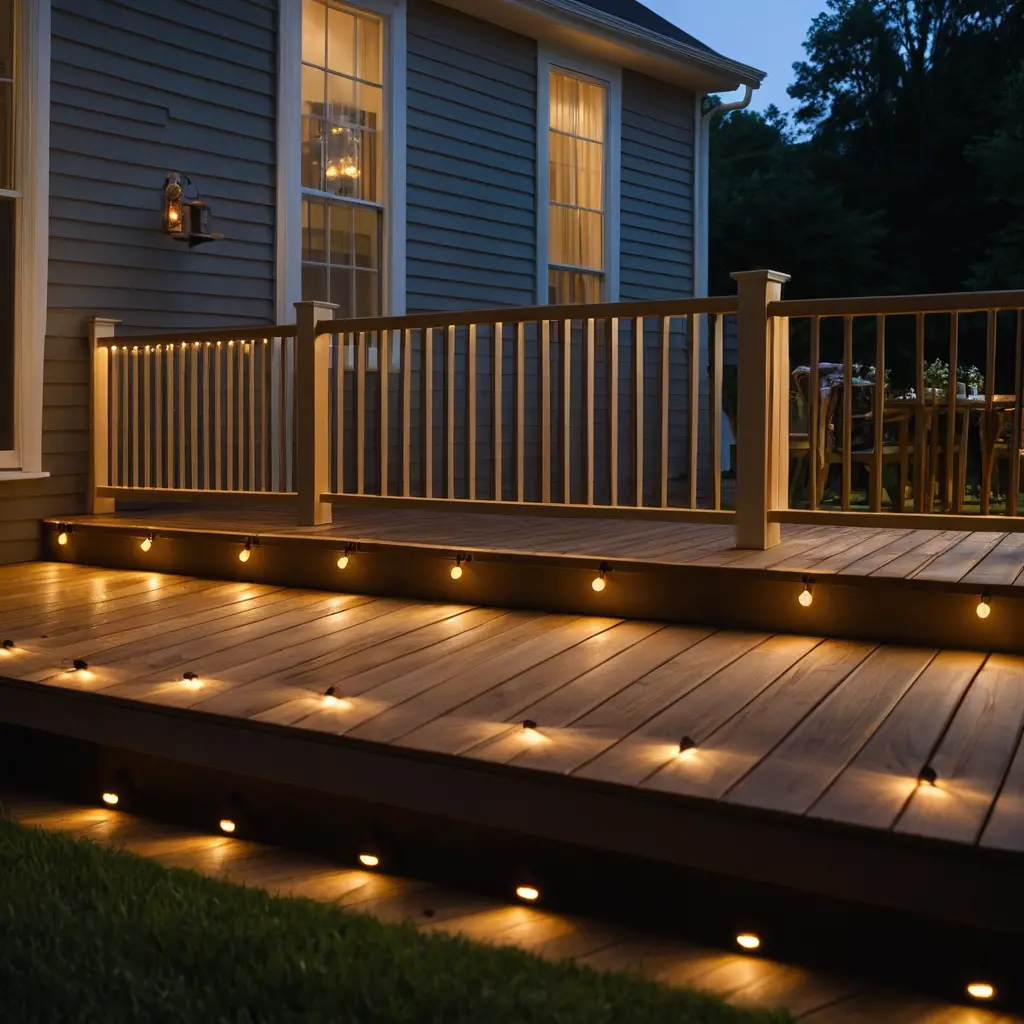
[694,85,754,299]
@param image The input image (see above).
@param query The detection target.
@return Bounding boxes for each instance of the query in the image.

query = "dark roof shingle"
[575,0,719,55]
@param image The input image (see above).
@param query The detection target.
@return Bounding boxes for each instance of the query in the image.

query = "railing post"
[731,270,791,549]
[295,300,338,525]
[86,317,120,514]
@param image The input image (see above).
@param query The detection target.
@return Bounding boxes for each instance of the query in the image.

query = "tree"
[968,63,1024,289]
[785,0,1022,294]
[709,105,884,298]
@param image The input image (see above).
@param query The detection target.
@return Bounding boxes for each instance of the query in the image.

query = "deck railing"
[87,271,1024,549]
[88,318,299,512]
[311,296,737,520]
[765,287,1024,537]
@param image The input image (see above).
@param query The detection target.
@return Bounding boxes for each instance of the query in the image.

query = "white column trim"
[0,0,51,476]
[276,0,302,325]
[536,46,621,305]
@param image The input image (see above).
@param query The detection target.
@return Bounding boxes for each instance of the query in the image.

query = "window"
[547,69,607,305]
[300,0,383,318]
[1,0,14,451]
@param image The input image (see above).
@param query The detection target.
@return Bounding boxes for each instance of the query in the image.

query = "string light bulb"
[967,982,995,1001]
[336,552,350,570]
[736,933,761,951]
[140,534,154,553]
[101,792,119,807]
[57,527,68,546]
[515,885,539,902]
[358,853,379,868]
[798,577,814,608]
[219,819,236,834]
[450,556,467,580]
[592,563,610,593]
[238,538,253,563]
[977,593,991,619]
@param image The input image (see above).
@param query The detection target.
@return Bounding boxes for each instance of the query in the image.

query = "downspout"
[693,84,753,299]
[692,84,753,478]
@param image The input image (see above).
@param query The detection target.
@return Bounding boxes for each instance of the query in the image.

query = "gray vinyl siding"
[616,72,699,503]
[405,0,538,312]
[0,0,277,564]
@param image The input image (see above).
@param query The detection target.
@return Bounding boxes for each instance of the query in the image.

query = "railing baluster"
[380,330,390,497]
[446,324,455,499]
[563,318,571,504]
[809,317,820,510]
[335,334,346,493]
[110,347,121,488]
[402,329,412,497]
[357,331,366,495]
[688,313,700,510]
[493,322,503,502]
[842,316,853,511]
[585,318,595,506]
[541,319,551,503]
[945,314,959,513]
[204,343,212,490]
[226,342,235,492]
[143,347,151,488]
[260,339,269,491]
[711,314,724,511]
[424,328,433,499]
[246,341,255,491]
[130,346,139,488]
[659,316,670,508]
[634,317,643,507]
[121,346,129,488]
[982,310,998,515]
[516,321,524,501]
[516,322,525,502]
[468,323,477,500]
[917,311,933,512]
[215,342,223,491]
[871,316,885,512]
[191,343,200,491]
[154,346,163,488]
[609,318,619,506]
[1010,309,1023,518]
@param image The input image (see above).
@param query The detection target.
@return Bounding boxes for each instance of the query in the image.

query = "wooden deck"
[6,789,1020,1024]
[3,560,1024,930]
[47,504,1024,583]
[41,506,1024,655]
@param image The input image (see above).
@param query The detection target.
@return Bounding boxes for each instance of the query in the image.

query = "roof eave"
[533,0,766,91]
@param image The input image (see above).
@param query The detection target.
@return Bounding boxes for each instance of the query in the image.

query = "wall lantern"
[163,172,224,249]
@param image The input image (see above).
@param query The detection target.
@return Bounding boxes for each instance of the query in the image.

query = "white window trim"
[0,0,51,477]
[536,46,621,306]
[276,0,406,324]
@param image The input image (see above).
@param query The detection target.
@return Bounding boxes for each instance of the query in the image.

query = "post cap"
[730,270,791,285]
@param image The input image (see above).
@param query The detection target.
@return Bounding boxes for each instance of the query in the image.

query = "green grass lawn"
[0,816,791,1024]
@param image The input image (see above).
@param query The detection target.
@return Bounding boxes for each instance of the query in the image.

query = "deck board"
[895,654,1024,845]
[725,647,938,816]
[5,562,1024,946]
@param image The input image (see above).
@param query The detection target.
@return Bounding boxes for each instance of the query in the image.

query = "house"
[0,0,762,564]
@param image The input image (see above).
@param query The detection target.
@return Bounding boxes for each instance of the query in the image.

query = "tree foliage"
[710,0,1024,297]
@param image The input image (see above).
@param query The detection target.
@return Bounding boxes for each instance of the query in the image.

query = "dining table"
[880,394,1018,514]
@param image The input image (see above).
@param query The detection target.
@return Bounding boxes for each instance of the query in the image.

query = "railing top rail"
[316,295,739,336]
[102,324,299,347]
[770,289,1024,319]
